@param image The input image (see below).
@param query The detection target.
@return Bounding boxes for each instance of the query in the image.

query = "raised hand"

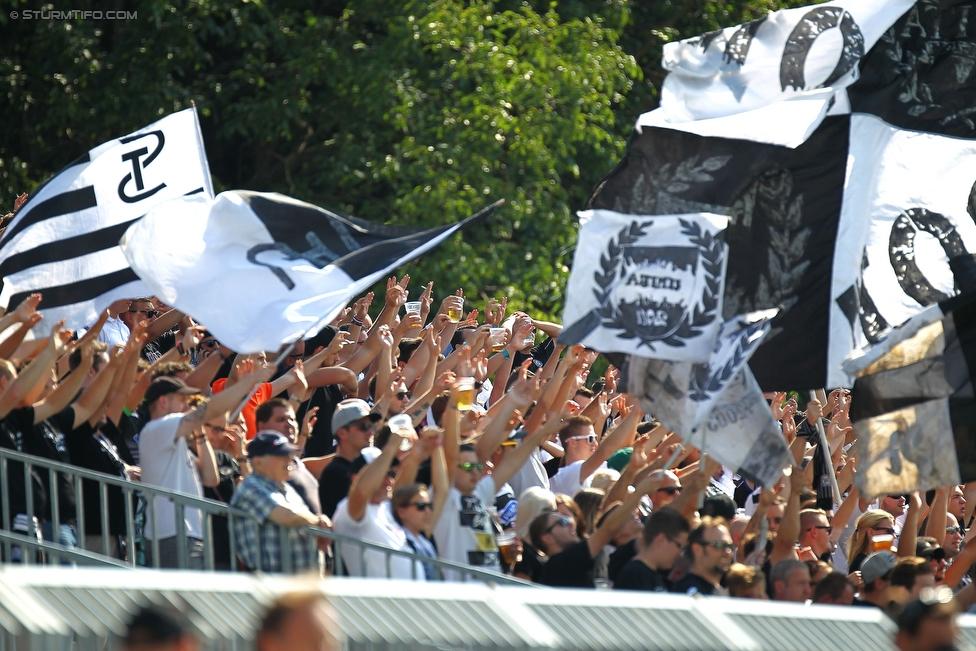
[385,277,407,309]
[12,293,42,324]
[301,406,319,436]
[771,392,787,421]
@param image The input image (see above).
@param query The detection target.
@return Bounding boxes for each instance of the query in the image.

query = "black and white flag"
[120,191,499,353]
[845,292,976,497]
[587,1,976,390]
[659,0,913,123]
[560,210,728,362]
[0,108,212,331]
[615,310,792,485]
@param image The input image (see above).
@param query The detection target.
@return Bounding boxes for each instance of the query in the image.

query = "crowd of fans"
[0,235,975,631]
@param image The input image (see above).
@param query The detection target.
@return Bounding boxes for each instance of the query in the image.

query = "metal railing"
[0,447,536,586]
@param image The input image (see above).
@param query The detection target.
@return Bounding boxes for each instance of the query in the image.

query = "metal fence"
[0,447,535,585]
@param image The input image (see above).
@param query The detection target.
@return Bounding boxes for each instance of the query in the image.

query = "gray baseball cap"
[331,398,381,432]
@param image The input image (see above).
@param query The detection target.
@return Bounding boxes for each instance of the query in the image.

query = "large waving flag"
[120,191,500,353]
[0,108,212,331]
[583,1,976,389]
[845,292,976,497]
[613,310,791,486]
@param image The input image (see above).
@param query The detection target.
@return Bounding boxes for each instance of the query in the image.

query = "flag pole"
[810,390,843,507]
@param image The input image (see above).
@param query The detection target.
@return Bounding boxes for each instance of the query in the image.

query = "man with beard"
[672,517,734,596]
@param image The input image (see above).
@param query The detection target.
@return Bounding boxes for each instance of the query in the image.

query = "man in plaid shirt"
[231,431,331,573]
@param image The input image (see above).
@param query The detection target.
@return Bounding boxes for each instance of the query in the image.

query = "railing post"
[124,485,136,567]
[74,474,85,552]
[228,511,238,573]
[99,482,110,557]
[150,497,160,568]
[24,460,34,566]
[203,513,214,571]
[48,466,60,564]
[0,457,10,562]
[175,502,187,569]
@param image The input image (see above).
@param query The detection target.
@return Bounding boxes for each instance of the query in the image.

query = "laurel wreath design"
[594,219,722,351]
[687,320,766,402]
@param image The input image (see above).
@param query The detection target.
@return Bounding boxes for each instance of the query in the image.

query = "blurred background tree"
[0,0,813,320]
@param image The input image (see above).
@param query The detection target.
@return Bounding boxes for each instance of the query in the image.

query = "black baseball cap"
[247,431,301,458]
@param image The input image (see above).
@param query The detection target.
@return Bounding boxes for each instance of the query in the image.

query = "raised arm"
[347,429,402,521]
[0,319,68,420]
[174,364,275,442]
[32,342,96,424]
[69,345,127,429]
[770,466,805,565]
[898,491,922,558]
[581,400,640,480]
[587,474,662,557]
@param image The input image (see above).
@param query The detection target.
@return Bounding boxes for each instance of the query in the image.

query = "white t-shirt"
[550,459,605,498]
[433,475,501,580]
[507,447,550,498]
[96,316,130,347]
[332,499,425,580]
[138,413,203,540]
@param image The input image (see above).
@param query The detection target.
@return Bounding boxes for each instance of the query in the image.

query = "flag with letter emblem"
[0,108,212,331]
[120,191,499,353]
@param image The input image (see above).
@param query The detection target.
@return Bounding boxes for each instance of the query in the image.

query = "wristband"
[351,317,364,327]
[235,456,248,462]
[501,348,511,360]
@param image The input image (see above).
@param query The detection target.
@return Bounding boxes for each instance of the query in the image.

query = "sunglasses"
[352,421,375,432]
[700,540,734,552]
[872,527,896,535]
[545,516,573,534]
[946,525,962,534]
[657,486,682,495]
[568,434,597,444]
[667,537,687,552]
[458,461,484,473]
[396,391,411,400]
[128,309,158,318]
[813,525,833,534]
[200,339,219,349]
[409,501,433,511]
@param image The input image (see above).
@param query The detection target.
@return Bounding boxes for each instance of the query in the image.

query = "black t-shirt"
[615,559,672,592]
[0,406,47,520]
[28,407,81,522]
[201,449,240,571]
[299,384,343,457]
[538,540,595,588]
[673,572,718,596]
[608,539,638,583]
[101,418,137,466]
[68,427,131,536]
[288,460,321,515]
[543,456,561,479]
[513,541,546,582]
[318,455,357,518]
[142,330,176,362]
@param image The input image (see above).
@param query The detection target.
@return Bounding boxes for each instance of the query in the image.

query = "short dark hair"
[557,415,594,446]
[123,606,191,649]
[255,398,292,426]
[574,387,594,399]
[642,507,691,546]
[397,337,424,365]
[891,557,934,591]
[813,571,854,602]
[459,442,477,455]
[259,591,330,638]
[69,341,108,371]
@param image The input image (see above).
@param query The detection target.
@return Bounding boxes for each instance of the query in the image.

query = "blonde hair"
[847,509,894,568]
[515,487,556,539]
[0,359,16,384]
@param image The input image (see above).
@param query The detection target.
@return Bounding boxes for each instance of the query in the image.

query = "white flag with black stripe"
[120,191,500,353]
[0,108,212,332]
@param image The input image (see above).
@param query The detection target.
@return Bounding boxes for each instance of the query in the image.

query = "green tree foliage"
[0,0,814,320]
